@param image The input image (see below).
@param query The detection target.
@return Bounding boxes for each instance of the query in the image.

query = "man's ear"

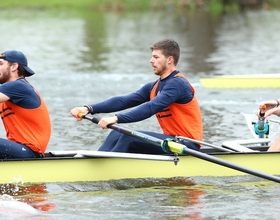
[167,56,174,64]
[10,63,19,71]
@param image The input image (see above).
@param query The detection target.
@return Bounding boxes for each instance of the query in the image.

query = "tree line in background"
[0,0,278,11]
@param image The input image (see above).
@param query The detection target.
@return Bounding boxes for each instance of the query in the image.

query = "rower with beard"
[70,39,203,154]
[0,50,51,158]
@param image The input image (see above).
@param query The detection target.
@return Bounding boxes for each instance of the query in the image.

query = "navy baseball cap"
[0,50,35,76]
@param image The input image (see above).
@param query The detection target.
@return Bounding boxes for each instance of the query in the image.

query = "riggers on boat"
[200,73,280,88]
[0,138,278,185]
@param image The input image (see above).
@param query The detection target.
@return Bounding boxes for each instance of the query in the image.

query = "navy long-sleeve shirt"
[90,70,194,123]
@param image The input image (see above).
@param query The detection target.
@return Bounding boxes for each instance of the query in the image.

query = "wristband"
[276,99,280,107]
[84,105,93,114]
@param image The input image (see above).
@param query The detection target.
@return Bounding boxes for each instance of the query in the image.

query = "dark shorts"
[0,138,42,159]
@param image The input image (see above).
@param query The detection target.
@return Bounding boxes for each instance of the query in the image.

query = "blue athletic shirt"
[0,78,40,109]
[91,70,194,123]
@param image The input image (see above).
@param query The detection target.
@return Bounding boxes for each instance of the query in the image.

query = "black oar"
[79,114,280,183]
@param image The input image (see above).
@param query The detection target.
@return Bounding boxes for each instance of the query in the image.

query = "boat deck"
[0,144,271,163]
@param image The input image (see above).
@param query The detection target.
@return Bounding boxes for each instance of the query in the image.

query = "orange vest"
[0,91,51,153]
[150,73,203,142]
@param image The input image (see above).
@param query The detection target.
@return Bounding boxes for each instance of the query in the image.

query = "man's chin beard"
[153,69,161,75]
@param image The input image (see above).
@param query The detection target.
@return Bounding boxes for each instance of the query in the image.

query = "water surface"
[0,8,279,219]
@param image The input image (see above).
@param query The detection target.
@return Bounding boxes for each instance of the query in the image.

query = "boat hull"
[1,150,279,184]
[200,74,280,88]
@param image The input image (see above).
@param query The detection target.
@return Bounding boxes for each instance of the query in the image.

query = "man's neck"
[7,75,23,82]
[160,68,177,79]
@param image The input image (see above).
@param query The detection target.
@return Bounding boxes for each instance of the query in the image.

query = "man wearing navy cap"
[0,50,51,158]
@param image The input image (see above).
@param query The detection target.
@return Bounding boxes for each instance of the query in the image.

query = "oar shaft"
[183,147,280,183]
[82,115,164,147]
[110,124,163,146]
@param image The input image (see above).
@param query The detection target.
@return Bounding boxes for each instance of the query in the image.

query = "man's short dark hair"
[7,61,27,77]
[150,39,180,65]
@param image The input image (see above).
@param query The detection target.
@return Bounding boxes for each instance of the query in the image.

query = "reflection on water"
[0,184,56,211]
[0,7,280,219]
[0,177,278,219]
[206,10,280,76]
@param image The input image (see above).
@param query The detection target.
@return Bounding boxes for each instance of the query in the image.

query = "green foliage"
[0,0,153,10]
[208,0,223,16]
[266,0,280,7]
[0,0,97,9]
[0,0,278,11]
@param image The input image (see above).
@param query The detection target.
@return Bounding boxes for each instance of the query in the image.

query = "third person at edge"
[70,39,203,154]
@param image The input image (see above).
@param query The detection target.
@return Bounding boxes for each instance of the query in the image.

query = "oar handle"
[259,104,266,117]
[258,111,265,129]
[78,113,116,129]
[255,105,269,137]
[78,113,99,124]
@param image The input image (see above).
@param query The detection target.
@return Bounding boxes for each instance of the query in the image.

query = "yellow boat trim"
[1,152,279,184]
[200,74,280,88]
